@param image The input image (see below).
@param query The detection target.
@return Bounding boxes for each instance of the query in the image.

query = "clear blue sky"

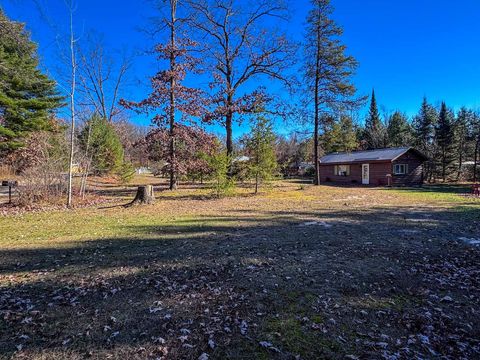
[2,0,480,136]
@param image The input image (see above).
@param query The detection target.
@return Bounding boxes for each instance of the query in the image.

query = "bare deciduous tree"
[187,0,295,162]
[78,36,131,122]
[66,0,78,208]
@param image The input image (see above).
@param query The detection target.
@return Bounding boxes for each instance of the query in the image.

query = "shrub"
[304,166,315,177]
[13,131,69,205]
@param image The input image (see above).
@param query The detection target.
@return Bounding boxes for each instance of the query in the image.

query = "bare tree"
[66,0,78,208]
[187,0,295,161]
[78,37,131,122]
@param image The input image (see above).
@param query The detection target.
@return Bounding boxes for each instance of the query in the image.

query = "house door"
[362,164,369,185]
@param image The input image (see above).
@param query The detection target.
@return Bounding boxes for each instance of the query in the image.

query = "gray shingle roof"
[319,147,418,164]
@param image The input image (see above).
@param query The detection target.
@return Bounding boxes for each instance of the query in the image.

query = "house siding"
[319,163,362,184]
[319,149,425,186]
[392,151,424,185]
[319,162,391,185]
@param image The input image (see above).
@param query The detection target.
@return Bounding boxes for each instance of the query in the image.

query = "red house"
[319,147,427,186]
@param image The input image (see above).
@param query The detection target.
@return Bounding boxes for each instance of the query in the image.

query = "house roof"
[319,147,426,165]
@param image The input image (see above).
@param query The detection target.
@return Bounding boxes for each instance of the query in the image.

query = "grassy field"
[1,177,479,359]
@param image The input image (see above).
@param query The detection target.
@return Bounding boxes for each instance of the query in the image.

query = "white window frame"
[334,164,350,176]
[393,164,408,175]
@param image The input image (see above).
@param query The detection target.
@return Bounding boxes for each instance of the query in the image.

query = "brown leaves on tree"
[143,124,218,179]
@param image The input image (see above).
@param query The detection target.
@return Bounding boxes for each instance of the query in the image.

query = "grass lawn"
[0,177,479,359]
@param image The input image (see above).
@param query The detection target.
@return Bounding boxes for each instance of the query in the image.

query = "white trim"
[393,164,408,175]
[362,164,369,185]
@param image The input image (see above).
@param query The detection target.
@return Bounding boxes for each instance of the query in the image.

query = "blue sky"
[2,0,480,137]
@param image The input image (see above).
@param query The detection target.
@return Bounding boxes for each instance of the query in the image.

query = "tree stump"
[127,185,155,206]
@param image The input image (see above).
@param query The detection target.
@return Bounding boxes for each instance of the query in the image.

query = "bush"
[13,131,69,205]
[304,166,315,177]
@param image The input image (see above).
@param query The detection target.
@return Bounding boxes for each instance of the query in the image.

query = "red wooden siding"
[319,149,425,186]
[319,162,391,185]
[392,151,424,185]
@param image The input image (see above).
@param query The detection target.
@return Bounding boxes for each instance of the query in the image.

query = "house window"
[334,165,350,176]
[394,164,408,175]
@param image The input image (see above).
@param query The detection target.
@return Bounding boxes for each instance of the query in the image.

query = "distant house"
[319,147,427,186]
[233,155,250,163]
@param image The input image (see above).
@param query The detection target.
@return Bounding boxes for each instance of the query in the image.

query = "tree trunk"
[225,109,233,176]
[474,139,479,183]
[127,185,155,206]
[313,16,321,186]
[314,97,320,186]
[457,146,463,181]
[442,148,445,182]
[168,0,178,191]
[67,4,76,208]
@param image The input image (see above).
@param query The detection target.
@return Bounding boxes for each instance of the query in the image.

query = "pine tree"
[473,112,480,182]
[204,144,234,198]
[0,10,63,155]
[321,115,358,153]
[363,89,386,149]
[436,102,455,181]
[387,111,413,147]
[339,115,359,152]
[78,114,124,175]
[413,97,438,181]
[414,97,437,148]
[244,114,277,194]
[304,0,361,185]
[117,160,136,186]
[454,107,474,179]
[320,115,339,153]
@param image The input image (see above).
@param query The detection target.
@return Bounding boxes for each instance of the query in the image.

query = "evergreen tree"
[204,144,235,198]
[244,114,277,194]
[322,114,358,153]
[435,102,455,181]
[363,89,386,149]
[304,0,361,185]
[320,115,339,153]
[454,107,474,179]
[78,114,124,175]
[387,111,413,147]
[414,97,437,148]
[413,97,438,181]
[339,115,359,152]
[473,112,480,182]
[117,160,136,186]
[0,10,63,155]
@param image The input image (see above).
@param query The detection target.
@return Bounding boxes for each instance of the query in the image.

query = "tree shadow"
[390,183,474,194]
[0,206,479,358]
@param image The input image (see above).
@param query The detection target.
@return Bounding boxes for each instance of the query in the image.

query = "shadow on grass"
[390,183,473,194]
[0,206,479,358]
